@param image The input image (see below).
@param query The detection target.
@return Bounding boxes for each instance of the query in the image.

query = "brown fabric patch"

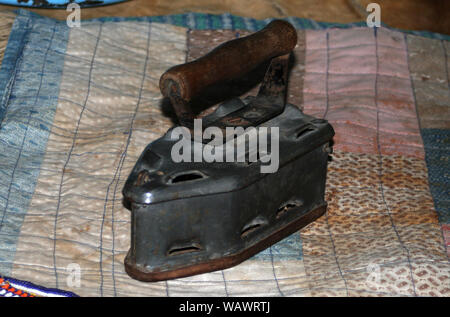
[0,11,16,67]
[300,150,449,297]
[406,35,450,129]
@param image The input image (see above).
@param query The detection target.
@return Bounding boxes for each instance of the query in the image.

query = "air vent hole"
[244,151,270,165]
[295,126,315,139]
[168,243,202,256]
[276,200,303,219]
[241,224,262,238]
[241,218,267,239]
[169,171,205,184]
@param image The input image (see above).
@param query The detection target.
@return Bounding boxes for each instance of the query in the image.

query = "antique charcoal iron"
[122,20,334,282]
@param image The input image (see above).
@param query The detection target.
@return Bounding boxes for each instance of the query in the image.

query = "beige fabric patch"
[11,21,186,297]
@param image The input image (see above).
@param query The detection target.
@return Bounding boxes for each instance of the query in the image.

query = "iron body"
[122,20,334,282]
[123,101,334,281]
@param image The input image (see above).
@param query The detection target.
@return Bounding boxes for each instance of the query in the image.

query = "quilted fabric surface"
[0,10,448,296]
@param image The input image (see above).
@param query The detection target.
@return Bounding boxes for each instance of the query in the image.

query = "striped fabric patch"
[0,12,69,276]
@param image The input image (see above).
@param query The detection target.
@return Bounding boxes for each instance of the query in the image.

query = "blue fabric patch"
[0,12,69,275]
[252,232,303,261]
[421,129,450,224]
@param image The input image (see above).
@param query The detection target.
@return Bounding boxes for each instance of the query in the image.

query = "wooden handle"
[159,20,297,102]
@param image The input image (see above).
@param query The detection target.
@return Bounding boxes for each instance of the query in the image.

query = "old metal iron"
[122,20,334,282]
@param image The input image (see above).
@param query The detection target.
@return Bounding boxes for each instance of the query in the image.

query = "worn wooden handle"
[159,20,297,102]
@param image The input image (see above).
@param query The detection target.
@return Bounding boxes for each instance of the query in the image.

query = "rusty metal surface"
[122,20,335,282]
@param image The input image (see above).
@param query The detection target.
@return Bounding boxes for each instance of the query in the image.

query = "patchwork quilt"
[0,10,448,297]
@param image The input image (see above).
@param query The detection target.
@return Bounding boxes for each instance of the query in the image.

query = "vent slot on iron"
[295,125,315,139]
[276,200,303,219]
[244,150,270,165]
[168,242,202,256]
[168,171,206,184]
[241,217,268,238]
